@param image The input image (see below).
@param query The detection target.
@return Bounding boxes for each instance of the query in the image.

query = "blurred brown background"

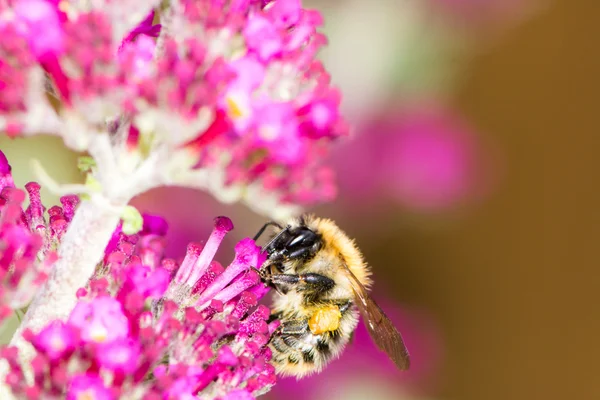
[1,0,598,399]
[426,1,598,398]
[316,1,599,399]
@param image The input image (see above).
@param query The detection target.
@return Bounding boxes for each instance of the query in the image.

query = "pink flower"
[0,22,36,122]
[244,15,283,61]
[163,376,198,400]
[118,35,156,81]
[297,96,341,140]
[96,339,141,373]
[117,11,160,81]
[68,297,129,343]
[67,374,113,400]
[267,0,302,29]
[331,103,487,212]
[0,151,72,320]
[32,322,75,361]
[254,101,305,165]
[119,10,161,51]
[0,150,13,191]
[13,0,64,59]
[125,265,170,299]
[382,113,478,210]
[222,55,266,132]
[0,0,347,211]
[2,183,276,398]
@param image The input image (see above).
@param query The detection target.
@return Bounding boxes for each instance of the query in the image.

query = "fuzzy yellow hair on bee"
[254,214,410,378]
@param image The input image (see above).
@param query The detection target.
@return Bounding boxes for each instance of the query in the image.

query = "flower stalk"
[9,198,126,371]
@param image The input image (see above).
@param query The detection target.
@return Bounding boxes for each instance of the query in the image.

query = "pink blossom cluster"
[0,152,78,323]
[0,0,346,208]
[0,152,276,399]
[330,104,485,212]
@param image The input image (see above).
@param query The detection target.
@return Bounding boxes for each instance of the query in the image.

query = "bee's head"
[265,226,323,264]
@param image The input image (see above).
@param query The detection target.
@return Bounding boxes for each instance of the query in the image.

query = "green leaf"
[121,205,143,235]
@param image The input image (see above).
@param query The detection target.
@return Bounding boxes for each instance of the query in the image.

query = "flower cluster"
[0,0,346,215]
[0,154,276,399]
[0,152,78,324]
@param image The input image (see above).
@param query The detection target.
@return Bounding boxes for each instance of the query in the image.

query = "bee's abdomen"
[269,332,341,377]
[268,307,359,378]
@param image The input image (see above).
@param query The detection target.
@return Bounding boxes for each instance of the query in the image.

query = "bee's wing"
[342,264,411,370]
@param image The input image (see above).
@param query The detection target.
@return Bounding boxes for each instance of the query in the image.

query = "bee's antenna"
[253,221,284,241]
[261,225,290,253]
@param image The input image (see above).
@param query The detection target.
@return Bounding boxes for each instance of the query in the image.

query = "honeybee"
[254,214,410,377]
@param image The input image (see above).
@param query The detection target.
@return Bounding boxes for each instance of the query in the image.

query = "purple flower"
[0,150,76,321]
[126,265,170,299]
[0,149,13,191]
[68,297,129,343]
[222,55,266,132]
[32,322,75,361]
[3,211,276,398]
[267,0,302,28]
[0,0,347,211]
[331,103,489,212]
[382,112,478,210]
[13,0,65,59]
[119,10,161,51]
[67,374,113,400]
[96,338,141,373]
[244,15,283,61]
[118,35,156,81]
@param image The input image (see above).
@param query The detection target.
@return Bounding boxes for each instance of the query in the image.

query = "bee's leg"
[269,273,335,295]
[259,264,288,295]
[256,265,271,281]
[268,317,309,348]
[279,319,310,335]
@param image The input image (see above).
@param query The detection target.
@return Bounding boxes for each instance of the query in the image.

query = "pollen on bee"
[308,305,342,335]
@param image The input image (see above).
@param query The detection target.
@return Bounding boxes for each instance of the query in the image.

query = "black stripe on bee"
[271,336,288,353]
[283,335,299,348]
[316,340,331,358]
[329,329,343,344]
[302,351,314,364]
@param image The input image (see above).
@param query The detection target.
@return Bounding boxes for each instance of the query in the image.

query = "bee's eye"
[284,228,322,260]
[287,229,319,248]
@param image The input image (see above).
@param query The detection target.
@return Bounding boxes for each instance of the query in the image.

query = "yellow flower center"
[226,95,247,120]
[90,326,108,343]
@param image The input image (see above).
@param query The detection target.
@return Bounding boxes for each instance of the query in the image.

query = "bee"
[253,214,410,377]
